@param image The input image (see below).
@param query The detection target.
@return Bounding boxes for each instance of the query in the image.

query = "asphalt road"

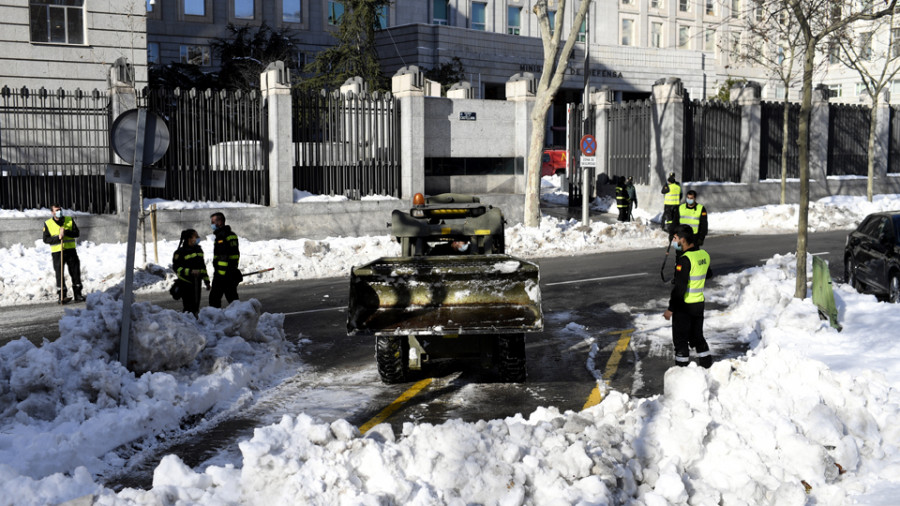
[1,229,851,491]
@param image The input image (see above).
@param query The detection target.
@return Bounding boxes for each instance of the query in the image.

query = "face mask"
[52,210,60,219]
[458,243,469,252]
[686,198,695,205]
[672,240,682,251]
[211,223,218,231]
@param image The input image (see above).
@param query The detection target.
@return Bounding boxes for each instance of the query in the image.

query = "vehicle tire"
[497,333,526,383]
[890,273,900,304]
[845,257,860,291]
[376,336,408,384]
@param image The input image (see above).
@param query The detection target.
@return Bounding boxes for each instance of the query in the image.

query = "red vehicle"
[541,148,567,177]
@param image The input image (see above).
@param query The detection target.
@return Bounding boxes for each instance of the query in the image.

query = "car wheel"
[890,273,900,304]
[845,257,860,291]
[376,336,408,384]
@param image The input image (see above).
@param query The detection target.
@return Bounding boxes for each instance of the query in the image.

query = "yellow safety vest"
[678,203,704,233]
[664,183,681,206]
[682,249,710,304]
[615,185,627,208]
[45,217,76,253]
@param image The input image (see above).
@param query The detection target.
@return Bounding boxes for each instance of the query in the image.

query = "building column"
[730,81,761,184]
[649,77,685,210]
[108,58,136,215]
[261,61,293,207]
[591,86,613,183]
[810,84,830,195]
[506,73,536,195]
[393,66,426,199]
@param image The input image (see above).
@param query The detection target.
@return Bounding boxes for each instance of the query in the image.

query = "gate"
[888,106,900,173]
[608,99,651,184]
[292,89,401,198]
[760,101,800,181]
[139,87,270,205]
[0,86,115,213]
[683,100,742,182]
[828,103,870,176]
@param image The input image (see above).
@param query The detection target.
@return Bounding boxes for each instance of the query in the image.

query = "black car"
[844,211,900,303]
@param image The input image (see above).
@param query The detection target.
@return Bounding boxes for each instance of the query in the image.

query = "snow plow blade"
[347,255,542,336]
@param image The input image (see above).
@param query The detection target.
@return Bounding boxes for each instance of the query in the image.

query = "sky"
[2,177,900,505]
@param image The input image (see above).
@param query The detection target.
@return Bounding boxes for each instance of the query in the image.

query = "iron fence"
[567,103,595,206]
[608,99,651,185]
[292,89,401,199]
[683,100,742,183]
[889,106,900,173]
[828,103,870,176]
[138,87,269,205]
[760,101,800,181]
[0,86,115,213]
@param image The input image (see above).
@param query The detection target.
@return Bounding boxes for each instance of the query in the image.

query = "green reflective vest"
[45,217,76,253]
[682,249,710,304]
[678,203,704,233]
[664,183,681,206]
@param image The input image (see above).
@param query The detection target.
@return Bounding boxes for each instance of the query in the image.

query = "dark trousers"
[51,250,82,295]
[663,205,678,233]
[209,274,239,308]
[617,206,629,222]
[179,279,202,317]
[672,301,710,364]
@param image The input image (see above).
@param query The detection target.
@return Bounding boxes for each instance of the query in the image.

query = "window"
[754,2,763,22]
[856,83,868,97]
[651,0,663,9]
[328,1,343,25]
[731,0,740,17]
[892,79,900,97]
[184,0,204,16]
[283,0,301,23]
[548,10,556,35]
[828,40,839,64]
[704,28,715,52]
[376,4,388,28]
[180,45,211,66]
[776,45,785,65]
[775,84,785,99]
[29,0,84,44]
[828,83,842,98]
[860,32,873,60]
[472,2,486,30]
[679,0,690,13]
[678,25,690,49]
[651,22,663,48]
[893,28,900,59]
[706,0,715,15]
[578,20,586,42]
[508,6,521,35]
[147,42,160,64]
[433,0,448,25]
[622,0,633,5]
[235,0,254,19]
[621,18,634,46]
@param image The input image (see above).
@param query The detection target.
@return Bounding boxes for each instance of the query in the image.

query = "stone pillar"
[340,76,366,96]
[860,89,890,180]
[507,73,536,194]
[649,77,685,211]
[730,81,761,184]
[260,61,293,207]
[447,81,475,99]
[810,84,830,194]
[424,79,442,97]
[591,86,613,185]
[392,66,426,199]
[108,57,137,215]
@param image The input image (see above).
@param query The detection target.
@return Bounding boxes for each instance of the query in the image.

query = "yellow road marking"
[583,328,633,410]
[359,378,433,434]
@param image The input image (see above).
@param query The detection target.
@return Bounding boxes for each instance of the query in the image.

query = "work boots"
[73,286,85,302]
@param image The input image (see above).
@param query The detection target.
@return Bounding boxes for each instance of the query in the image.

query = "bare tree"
[834,8,900,202]
[727,1,807,205]
[524,0,592,228]
[787,0,897,299]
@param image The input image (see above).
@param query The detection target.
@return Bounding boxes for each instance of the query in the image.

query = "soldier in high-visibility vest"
[208,212,241,308]
[41,204,85,303]
[661,172,681,234]
[615,176,629,222]
[663,225,712,368]
[674,190,708,246]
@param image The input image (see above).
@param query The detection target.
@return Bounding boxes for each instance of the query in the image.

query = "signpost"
[107,108,169,368]
[580,134,596,226]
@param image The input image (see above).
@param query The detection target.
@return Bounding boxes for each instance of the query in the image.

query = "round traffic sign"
[111,109,170,165]
[580,134,597,157]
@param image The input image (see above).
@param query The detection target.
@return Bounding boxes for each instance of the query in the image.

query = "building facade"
[0,0,148,91]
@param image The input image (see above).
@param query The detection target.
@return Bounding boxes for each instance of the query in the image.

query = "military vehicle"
[347,193,543,383]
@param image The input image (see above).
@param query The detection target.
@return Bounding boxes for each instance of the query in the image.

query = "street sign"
[105,164,167,188]
[580,156,596,167]
[111,109,170,165]
[580,134,597,157]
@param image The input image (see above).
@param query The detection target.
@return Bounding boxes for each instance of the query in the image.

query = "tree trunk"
[781,88,790,205]
[794,40,814,300]
[525,98,553,227]
[868,94,878,202]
